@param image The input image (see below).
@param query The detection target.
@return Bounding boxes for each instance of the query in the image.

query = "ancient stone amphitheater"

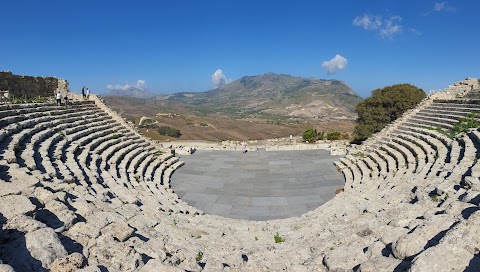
[0,79,479,272]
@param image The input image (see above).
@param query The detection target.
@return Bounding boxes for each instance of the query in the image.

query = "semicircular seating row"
[0,100,205,270]
[335,98,480,199]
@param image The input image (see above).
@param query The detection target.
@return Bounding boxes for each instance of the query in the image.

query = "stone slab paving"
[171,149,345,220]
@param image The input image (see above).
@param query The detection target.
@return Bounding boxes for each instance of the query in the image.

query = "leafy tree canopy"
[354,84,426,142]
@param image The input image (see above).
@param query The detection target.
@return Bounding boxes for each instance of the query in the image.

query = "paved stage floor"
[170,149,345,220]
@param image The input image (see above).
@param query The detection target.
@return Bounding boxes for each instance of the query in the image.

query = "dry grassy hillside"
[103,95,355,141]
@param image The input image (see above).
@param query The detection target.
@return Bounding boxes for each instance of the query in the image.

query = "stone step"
[381,138,417,171]
[396,125,451,149]
[20,114,111,171]
[391,137,425,173]
[416,111,472,123]
[153,156,179,186]
[339,157,362,189]
[406,116,456,130]
[367,151,388,178]
[344,155,368,187]
[145,153,174,182]
[109,140,146,179]
[337,161,354,191]
[374,149,397,177]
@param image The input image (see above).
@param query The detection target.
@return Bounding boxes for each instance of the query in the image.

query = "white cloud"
[379,16,402,40]
[425,2,454,15]
[353,14,403,40]
[353,14,382,30]
[434,2,446,11]
[321,55,348,76]
[211,69,232,88]
[106,80,147,91]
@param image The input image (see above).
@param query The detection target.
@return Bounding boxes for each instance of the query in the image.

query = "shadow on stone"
[465,256,480,272]
[0,165,12,182]
[0,212,47,271]
[58,233,83,255]
[393,260,411,272]
[461,207,480,219]
[35,209,64,230]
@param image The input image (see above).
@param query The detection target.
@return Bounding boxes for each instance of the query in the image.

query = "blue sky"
[1,1,479,98]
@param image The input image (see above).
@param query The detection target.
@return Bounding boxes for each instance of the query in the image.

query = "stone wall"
[0,71,69,99]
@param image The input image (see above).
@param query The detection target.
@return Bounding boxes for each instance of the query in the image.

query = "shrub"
[326,131,342,140]
[157,126,181,138]
[303,128,324,142]
[303,128,317,142]
[444,113,479,139]
[353,84,426,142]
[196,251,203,262]
[274,232,285,243]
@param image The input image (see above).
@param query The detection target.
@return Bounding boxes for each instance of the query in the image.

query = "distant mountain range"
[104,73,363,121]
[105,87,154,99]
[155,73,363,120]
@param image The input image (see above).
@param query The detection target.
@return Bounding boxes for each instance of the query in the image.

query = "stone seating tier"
[1,79,480,271]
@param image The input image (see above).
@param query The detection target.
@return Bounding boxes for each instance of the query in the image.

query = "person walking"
[56,91,62,106]
[86,88,90,100]
[81,86,85,99]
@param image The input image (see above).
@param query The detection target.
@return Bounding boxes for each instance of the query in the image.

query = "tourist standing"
[241,141,248,153]
[86,88,90,100]
[81,86,85,99]
[56,91,62,106]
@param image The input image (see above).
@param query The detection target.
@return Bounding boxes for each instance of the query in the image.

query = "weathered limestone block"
[0,195,36,220]
[439,211,480,255]
[6,167,40,192]
[5,214,47,233]
[0,182,21,197]
[392,214,457,259]
[38,200,77,231]
[116,203,141,220]
[25,227,68,269]
[88,237,144,271]
[33,186,59,204]
[358,256,404,272]
[410,243,478,272]
[85,211,127,230]
[50,252,86,272]
[65,222,101,248]
[322,240,368,271]
[0,264,15,272]
[101,221,134,242]
[140,259,184,272]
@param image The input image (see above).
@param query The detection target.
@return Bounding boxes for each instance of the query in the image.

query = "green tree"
[354,84,426,142]
[303,128,318,142]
